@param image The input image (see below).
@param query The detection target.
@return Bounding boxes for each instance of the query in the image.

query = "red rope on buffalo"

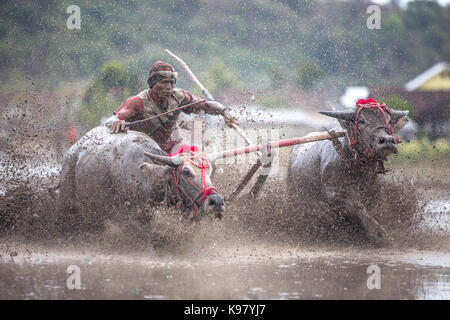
[169,145,217,217]
[347,98,395,173]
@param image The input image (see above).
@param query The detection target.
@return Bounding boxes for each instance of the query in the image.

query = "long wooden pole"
[222,131,345,200]
[214,131,346,160]
[165,49,214,101]
[228,161,262,201]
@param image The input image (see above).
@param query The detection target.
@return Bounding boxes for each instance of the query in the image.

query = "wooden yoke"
[216,131,346,201]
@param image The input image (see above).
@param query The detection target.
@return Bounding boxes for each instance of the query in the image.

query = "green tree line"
[0,0,448,91]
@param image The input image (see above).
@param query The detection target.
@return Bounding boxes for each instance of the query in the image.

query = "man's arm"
[108,96,144,133]
[204,100,237,127]
[180,89,237,127]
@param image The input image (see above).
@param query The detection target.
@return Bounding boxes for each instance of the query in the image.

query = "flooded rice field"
[1,245,449,300]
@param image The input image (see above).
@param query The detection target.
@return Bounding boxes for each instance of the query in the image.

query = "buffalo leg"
[324,186,388,243]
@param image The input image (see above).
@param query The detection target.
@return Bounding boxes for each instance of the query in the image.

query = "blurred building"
[371,62,450,140]
[339,86,369,109]
[404,62,450,92]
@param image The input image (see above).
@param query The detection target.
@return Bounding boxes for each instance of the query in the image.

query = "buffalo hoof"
[358,213,389,245]
[365,224,390,245]
[367,230,384,244]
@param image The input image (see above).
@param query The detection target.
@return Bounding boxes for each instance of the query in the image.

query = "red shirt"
[113,89,205,153]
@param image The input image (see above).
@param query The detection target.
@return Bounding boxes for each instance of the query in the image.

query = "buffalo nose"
[208,194,225,211]
[378,136,396,145]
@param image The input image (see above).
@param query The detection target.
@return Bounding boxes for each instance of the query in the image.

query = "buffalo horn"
[319,110,355,121]
[144,152,183,167]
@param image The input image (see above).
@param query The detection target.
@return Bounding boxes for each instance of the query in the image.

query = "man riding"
[106,61,237,153]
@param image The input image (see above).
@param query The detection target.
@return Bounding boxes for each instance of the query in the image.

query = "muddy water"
[0,246,449,300]
[0,138,449,300]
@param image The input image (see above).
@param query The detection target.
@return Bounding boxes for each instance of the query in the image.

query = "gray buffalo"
[56,126,224,234]
[287,100,409,243]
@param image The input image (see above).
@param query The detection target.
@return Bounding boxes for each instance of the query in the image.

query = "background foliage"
[1,0,449,92]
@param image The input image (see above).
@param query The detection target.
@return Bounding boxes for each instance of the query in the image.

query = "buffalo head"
[320,106,409,159]
[141,151,225,218]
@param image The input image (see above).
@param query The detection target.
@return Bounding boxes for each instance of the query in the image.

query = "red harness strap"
[347,98,395,173]
[169,145,217,216]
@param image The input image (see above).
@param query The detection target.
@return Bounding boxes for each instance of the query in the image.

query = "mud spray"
[1,133,448,254]
[1,90,449,299]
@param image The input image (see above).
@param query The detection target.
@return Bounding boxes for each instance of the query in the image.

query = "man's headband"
[148,70,178,88]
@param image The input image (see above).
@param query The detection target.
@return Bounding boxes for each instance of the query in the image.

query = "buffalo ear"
[205,153,217,178]
[319,110,355,121]
[389,109,409,133]
[139,162,174,182]
[389,109,409,122]
[210,159,217,178]
[139,162,154,175]
[207,153,217,166]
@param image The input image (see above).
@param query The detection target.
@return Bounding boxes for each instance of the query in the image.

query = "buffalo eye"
[182,168,192,177]
[358,119,366,124]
